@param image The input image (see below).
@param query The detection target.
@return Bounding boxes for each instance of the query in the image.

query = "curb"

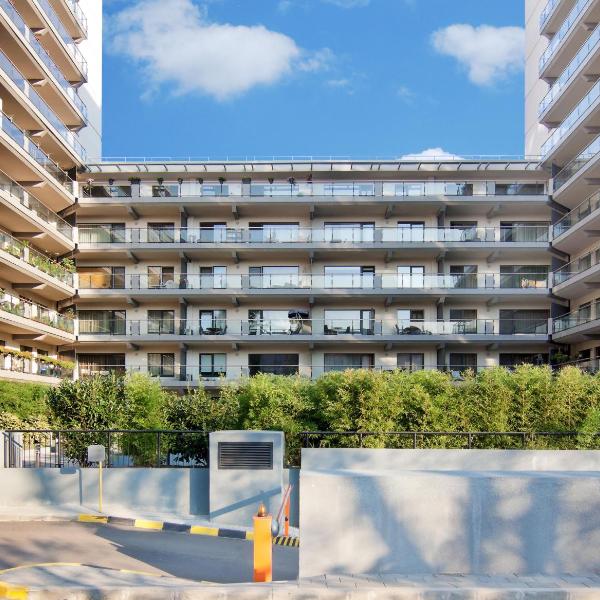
[77,514,300,547]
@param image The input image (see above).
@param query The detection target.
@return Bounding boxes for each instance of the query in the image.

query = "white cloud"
[431,24,524,86]
[401,148,462,160]
[109,0,329,100]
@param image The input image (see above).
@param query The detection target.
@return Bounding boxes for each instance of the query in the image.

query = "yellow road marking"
[190,525,218,536]
[118,568,167,578]
[78,514,108,524]
[133,519,163,530]
[0,581,28,600]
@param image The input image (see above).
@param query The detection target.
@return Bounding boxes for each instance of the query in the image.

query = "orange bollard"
[253,503,272,583]
[284,495,290,537]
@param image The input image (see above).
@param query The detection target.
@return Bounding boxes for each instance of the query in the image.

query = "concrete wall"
[300,449,600,577]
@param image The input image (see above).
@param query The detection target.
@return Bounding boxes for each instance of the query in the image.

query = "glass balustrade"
[553,189,600,237]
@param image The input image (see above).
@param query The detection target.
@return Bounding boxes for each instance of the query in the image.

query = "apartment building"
[527,0,600,367]
[74,160,554,389]
[0,0,100,384]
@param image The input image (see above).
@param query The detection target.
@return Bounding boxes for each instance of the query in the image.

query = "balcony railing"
[0,229,73,285]
[36,0,87,77]
[0,111,74,192]
[539,0,593,72]
[539,23,600,117]
[0,291,73,333]
[0,0,86,119]
[553,306,600,333]
[77,226,550,245]
[0,49,85,159]
[540,0,561,30]
[0,351,70,378]
[77,318,549,338]
[77,272,550,291]
[63,0,87,34]
[541,78,600,157]
[554,133,600,190]
[553,188,600,237]
[81,181,547,200]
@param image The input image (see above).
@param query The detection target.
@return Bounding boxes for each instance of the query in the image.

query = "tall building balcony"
[0,228,74,299]
[553,303,600,342]
[0,170,73,254]
[0,289,74,343]
[13,0,87,82]
[0,0,87,124]
[49,0,86,41]
[0,48,85,162]
[540,0,577,36]
[77,318,549,344]
[0,110,75,209]
[76,271,550,300]
[553,249,600,298]
[539,23,600,125]
[552,188,600,254]
[539,0,600,79]
[0,347,71,382]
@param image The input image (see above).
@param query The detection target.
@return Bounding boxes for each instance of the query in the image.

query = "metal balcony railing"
[540,0,561,30]
[0,352,70,378]
[77,318,549,338]
[0,0,86,119]
[553,134,600,190]
[0,291,73,333]
[76,272,550,291]
[77,226,550,245]
[553,188,600,237]
[553,248,600,285]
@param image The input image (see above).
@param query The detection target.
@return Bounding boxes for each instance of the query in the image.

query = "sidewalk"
[2,569,600,599]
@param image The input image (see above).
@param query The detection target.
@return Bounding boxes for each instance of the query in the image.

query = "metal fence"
[3,430,209,468]
[300,431,600,451]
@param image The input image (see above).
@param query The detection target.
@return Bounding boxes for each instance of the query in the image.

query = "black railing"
[300,431,600,450]
[4,430,209,468]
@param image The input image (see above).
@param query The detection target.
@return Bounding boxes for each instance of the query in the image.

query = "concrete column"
[130,178,141,198]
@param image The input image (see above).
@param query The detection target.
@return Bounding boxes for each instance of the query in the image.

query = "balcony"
[76,318,549,343]
[553,249,600,297]
[539,0,600,79]
[77,225,550,259]
[0,348,72,382]
[552,133,600,205]
[553,305,600,341]
[49,0,86,40]
[0,48,85,161]
[539,23,600,124]
[540,0,577,35]
[0,110,74,208]
[0,228,74,297]
[0,290,74,343]
[552,188,600,253]
[0,170,73,252]
[0,0,87,123]
[76,271,550,301]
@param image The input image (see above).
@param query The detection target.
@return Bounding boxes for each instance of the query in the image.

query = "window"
[450,265,478,288]
[500,222,548,242]
[448,353,478,373]
[578,253,592,272]
[78,310,126,335]
[444,183,474,196]
[147,310,175,335]
[324,266,374,289]
[449,221,479,242]
[77,354,125,376]
[148,353,175,377]
[324,353,374,372]
[147,223,175,243]
[249,223,300,243]
[324,310,374,335]
[499,354,548,368]
[249,266,299,289]
[398,266,425,288]
[198,223,227,243]
[199,310,227,334]
[248,310,294,335]
[449,309,478,334]
[397,222,425,242]
[397,353,424,371]
[147,266,175,289]
[78,267,125,289]
[495,183,545,196]
[500,266,548,288]
[324,222,375,243]
[578,303,592,322]
[152,183,179,197]
[200,354,226,378]
[248,354,299,376]
[499,309,549,334]
[396,309,425,334]
[200,266,227,289]
[79,223,125,244]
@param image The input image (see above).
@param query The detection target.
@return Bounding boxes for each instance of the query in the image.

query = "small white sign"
[87,444,105,463]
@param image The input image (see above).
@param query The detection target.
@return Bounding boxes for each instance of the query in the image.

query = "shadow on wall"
[299,469,600,576]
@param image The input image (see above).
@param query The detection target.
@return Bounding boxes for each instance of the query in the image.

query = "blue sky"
[101,0,525,160]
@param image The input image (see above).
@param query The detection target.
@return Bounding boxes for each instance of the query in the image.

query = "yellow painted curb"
[190,525,218,536]
[245,531,254,541]
[133,519,163,530]
[78,514,108,524]
[0,582,28,600]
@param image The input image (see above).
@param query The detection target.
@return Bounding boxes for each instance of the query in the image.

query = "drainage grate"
[217,442,273,470]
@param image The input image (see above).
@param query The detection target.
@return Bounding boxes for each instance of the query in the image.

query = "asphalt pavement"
[0,521,298,584]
